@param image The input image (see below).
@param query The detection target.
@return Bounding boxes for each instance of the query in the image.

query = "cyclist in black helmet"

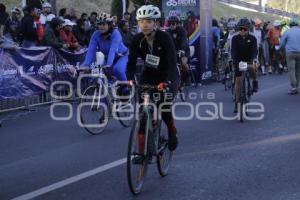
[231,18,258,113]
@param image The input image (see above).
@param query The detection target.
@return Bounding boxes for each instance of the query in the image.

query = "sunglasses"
[170,22,177,26]
[239,27,248,31]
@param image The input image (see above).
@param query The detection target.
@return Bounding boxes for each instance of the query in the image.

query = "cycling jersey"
[231,33,257,76]
[82,28,128,81]
[231,34,257,63]
[126,29,180,86]
[166,26,189,57]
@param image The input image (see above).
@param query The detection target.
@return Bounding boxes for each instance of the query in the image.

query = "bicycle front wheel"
[127,119,148,195]
[116,94,136,128]
[157,121,173,177]
[79,85,109,135]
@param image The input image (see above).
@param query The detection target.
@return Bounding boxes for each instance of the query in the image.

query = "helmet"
[42,2,52,8]
[11,6,22,14]
[273,20,281,27]
[136,5,161,20]
[237,18,251,29]
[289,18,299,26]
[281,19,288,26]
[168,16,180,23]
[97,12,113,24]
[187,10,195,18]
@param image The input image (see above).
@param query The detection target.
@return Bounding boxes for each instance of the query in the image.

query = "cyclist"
[224,20,238,80]
[126,5,180,155]
[212,19,221,75]
[81,12,128,82]
[166,15,190,85]
[252,18,266,75]
[231,18,258,113]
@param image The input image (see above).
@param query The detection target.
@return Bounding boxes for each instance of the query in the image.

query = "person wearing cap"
[267,20,282,74]
[40,1,55,26]
[60,19,80,51]
[20,5,40,47]
[82,12,128,82]
[3,7,22,43]
[280,18,300,95]
[42,17,69,49]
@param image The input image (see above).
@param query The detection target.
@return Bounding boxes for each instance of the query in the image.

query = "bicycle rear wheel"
[127,119,148,195]
[79,85,109,135]
[157,121,173,177]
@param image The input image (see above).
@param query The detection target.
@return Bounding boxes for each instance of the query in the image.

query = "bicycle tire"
[79,85,109,135]
[127,119,148,195]
[157,121,173,177]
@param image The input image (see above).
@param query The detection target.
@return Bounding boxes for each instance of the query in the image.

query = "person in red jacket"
[59,19,80,51]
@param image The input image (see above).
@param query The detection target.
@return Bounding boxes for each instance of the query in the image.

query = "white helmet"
[11,6,22,14]
[136,5,161,20]
[98,12,114,22]
[42,2,52,8]
[273,20,281,27]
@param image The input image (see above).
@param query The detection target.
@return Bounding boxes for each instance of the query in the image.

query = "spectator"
[280,18,300,95]
[60,19,80,51]
[69,8,77,22]
[123,11,131,21]
[112,15,118,27]
[20,6,40,47]
[59,8,67,20]
[4,7,22,43]
[89,12,98,27]
[39,1,55,26]
[34,11,44,45]
[42,17,69,49]
[118,20,133,48]
[0,3,9,38]
[267,20,282,73]
[81,13,91,31]
[73,18,89,47]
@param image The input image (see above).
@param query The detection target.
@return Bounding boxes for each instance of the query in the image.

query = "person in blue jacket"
[82,12,128,81]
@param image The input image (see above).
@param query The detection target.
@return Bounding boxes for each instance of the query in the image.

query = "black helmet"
[168,16,180,23]
[237,18,251,29]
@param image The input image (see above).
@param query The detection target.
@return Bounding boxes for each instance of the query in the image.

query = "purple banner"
[0,47,87,99]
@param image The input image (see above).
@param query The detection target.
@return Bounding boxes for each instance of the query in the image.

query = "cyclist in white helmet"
[126,5,180,158]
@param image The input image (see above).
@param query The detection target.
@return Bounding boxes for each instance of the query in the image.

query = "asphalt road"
[1,73,300,200]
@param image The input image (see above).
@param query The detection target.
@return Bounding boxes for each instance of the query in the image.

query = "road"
[1,73,300,200]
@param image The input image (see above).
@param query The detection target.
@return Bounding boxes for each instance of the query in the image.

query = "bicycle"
[237,62,253,122]
[224,60,234,92]
[78,52,135,135]
[177,50,198,102]
[127,83,173,195]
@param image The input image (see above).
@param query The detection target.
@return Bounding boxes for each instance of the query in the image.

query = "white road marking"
[12,158,127,200]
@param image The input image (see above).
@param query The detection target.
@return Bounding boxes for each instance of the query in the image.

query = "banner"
[0,47,87,99]
[161,0,202,82]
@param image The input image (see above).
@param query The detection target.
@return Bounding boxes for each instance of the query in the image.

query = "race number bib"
[145,54,160,69]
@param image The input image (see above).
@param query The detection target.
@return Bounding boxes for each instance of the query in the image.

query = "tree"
[111,0,130,20]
